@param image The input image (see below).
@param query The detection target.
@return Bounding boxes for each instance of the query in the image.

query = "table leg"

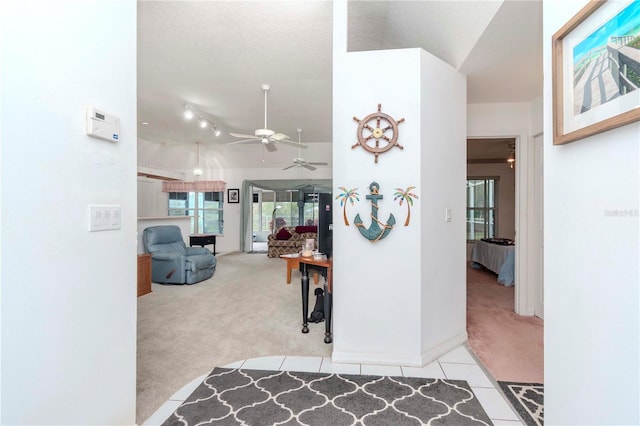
[286,263,292,284]
[301,264,309,334]
[324,282,332,343]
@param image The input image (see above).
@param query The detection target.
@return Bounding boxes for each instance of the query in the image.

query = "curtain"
[162,180,226,192]
[240,179,332,251]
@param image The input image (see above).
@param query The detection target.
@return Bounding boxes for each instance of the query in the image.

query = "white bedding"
[470,240,515,286]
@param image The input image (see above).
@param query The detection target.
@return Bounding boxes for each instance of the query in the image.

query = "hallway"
[467,263,544,383]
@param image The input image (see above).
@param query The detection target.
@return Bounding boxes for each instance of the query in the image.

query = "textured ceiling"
[137,1,542,168]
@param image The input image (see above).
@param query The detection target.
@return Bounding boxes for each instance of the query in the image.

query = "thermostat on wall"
[86,107,120,143]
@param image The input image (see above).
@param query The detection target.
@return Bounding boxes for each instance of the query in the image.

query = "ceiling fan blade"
[282,164,297,170]
[265,142,277,152]
[275,138,308,148]
[271,133,289,141]
[230,132,257,139]
[302,164,317,171]
[226,138,258,145]
[307,162,329,166]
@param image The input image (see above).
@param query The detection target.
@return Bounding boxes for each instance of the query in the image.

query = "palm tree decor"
[335,186,359,226]
[394,186,418,226]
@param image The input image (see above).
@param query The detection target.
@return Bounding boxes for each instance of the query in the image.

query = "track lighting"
[181,104,222,137]
[183,105,194,120]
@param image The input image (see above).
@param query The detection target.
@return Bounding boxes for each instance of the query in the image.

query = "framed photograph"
[227,188,240,204]
[552,0,640,145]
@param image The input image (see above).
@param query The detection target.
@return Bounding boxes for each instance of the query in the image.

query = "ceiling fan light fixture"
[193,142,203,176]
[199,117,207,128]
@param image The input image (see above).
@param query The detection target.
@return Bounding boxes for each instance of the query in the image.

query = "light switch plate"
[89,205,121,231]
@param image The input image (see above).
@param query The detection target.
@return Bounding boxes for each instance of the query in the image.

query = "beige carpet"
[136,253,332,424]
[466,263,544,383]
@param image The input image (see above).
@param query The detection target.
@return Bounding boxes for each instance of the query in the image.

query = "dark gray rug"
[162,367,493,425]
[498,381,543,426]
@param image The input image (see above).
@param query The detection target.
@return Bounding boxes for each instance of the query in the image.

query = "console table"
[190,234,218,255]
[137,254,152,297]
[299,257,333,344]
[280,253,319,285]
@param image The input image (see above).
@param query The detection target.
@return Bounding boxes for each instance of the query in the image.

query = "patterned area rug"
[498,381,543,426]
[162,367,493,425]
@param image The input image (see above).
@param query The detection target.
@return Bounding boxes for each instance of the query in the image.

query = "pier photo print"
[553,0,640,145]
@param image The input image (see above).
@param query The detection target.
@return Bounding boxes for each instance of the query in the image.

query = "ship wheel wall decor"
[352,103,405,163]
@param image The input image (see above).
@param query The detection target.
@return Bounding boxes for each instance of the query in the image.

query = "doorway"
[250,188,321,252]
[465,135,545,384]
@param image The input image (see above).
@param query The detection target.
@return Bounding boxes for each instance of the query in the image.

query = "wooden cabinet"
[137,254,152,297]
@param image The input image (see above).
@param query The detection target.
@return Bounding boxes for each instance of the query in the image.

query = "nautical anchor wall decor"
[354,182,395,242]
[352,103,405,163]
[336,183,419,241]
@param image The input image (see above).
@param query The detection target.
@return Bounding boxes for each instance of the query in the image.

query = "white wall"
[544,1,639,424]
[1,1,137,424]
[418,50,467,361]
[468,103,533,137]
[332,2,466,366]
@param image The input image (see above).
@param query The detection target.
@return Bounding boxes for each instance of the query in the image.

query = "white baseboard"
[331,351,424,367]
[420,332,468,365]
[332,332,468,368]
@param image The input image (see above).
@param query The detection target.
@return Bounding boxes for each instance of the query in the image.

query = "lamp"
[193,142,203,176]
[271,205,282,234]
[199,116,207,128]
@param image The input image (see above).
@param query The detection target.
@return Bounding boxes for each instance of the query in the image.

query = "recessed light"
[141,121,150,126]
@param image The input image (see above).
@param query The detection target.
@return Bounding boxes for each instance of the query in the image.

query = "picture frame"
[552,0,640,145]
[227,188,240,204]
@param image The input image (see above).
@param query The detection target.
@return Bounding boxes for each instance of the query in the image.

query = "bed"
[470,238,515,286]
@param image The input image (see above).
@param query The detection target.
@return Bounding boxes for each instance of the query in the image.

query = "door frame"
[468,129,540,315]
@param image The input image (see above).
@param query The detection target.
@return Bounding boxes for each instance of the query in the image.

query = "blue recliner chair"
[143,225,217,285]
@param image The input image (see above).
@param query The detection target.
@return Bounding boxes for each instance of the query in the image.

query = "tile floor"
[142,345,523,425]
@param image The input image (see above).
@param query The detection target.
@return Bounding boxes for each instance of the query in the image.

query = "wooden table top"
[298,256,332,268]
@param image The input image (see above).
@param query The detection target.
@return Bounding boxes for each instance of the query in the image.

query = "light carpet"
[161,367,494,426]
[137,253,332,424]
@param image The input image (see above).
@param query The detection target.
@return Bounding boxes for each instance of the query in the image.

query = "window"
[252,189,320,234]
[466,178,497,241]
[168,191,224,234]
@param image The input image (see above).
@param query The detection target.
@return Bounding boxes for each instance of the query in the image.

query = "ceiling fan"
[282,129,328,171]
[227,84,307,152]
